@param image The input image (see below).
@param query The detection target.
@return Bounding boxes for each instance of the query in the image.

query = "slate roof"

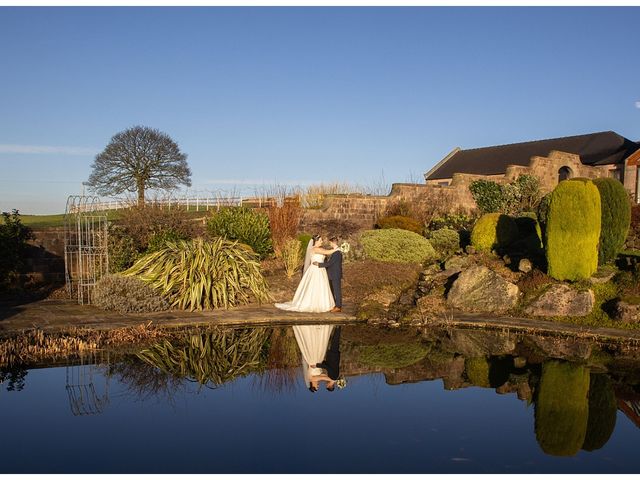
[426,131,640,180]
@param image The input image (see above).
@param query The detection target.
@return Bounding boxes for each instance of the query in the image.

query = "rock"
[446,266,520,314]
[503,255,512,266]
[514,356,527,369]
[444,255,471,274]
[614,299,640,324]
[524,284,594,317]
[518,258,532,273]
[465,245,476,255]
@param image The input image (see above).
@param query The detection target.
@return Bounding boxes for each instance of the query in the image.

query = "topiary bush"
[470,213,519,253]
[376,215,423,234]
[534,360,590,457]
[124,237,271,311]
[469,179,505,214]
[593,178,631,265]
[545,179,601,281]
[92,274,169,313]
[429,228,460,260]
[360,228,437,264]
[207,206,272,259]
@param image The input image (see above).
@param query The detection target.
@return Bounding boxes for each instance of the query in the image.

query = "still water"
[1,323,640,474]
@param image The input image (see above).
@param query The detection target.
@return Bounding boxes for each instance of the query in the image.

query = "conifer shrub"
[92,274,169,313]
[545,179,601,281]
[464,357,490,387]
[534,360,590,457]
[429,228,461,260]
[361,228,437,264]
[376,215,424,234]
[470,212,519,253]
[207,206,272,259]
[593,178,631,265]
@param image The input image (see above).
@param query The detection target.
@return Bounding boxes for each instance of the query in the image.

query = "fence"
[85,195,301,212]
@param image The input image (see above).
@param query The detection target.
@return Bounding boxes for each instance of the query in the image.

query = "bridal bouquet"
[339,242,350,254]
[336,378,347,389]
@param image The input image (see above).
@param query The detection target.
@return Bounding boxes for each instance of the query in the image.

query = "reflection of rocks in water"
[534,360,590,457]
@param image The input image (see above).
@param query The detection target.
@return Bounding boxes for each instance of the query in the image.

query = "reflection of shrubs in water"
[137,328,270,386]
[251,328,300,394]
[582,374,617,452]
[534,360,590,456]
[356,342,431,369]
[107,358,184,401]
[0,367,27,391]
[465,357,490,387]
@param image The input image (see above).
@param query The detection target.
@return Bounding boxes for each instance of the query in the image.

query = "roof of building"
[426,131,640,180]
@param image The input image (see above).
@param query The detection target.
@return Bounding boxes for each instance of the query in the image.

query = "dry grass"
[266,200,302,257]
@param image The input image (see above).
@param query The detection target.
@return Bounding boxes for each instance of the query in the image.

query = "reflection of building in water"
[618,399,640,429]
[65,357,110,416]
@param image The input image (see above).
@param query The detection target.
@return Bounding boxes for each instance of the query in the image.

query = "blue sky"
[1,7,639,214]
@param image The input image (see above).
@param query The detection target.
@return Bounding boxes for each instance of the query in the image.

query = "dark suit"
[318,250,342,308]
[316,327,341,380]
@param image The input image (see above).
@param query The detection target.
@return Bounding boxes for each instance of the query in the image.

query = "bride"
[275,235,338,313]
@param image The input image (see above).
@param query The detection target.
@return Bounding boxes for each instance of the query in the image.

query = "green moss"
[361,228,437,264]
[593,178,631,265]
[465,356,491,387]
[582,374,617,452]
[545,179,601,281]
[470,213,519,253]
[356,342,431,369]
[534,360,590,456]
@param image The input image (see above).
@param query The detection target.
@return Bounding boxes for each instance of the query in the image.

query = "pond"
[1,323,640,474]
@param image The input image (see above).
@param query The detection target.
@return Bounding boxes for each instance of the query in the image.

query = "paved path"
[0,299,359,336]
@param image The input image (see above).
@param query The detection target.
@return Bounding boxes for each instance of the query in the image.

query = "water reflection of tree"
[251,327,299,394]
[533,361,617,456]
[136,327,271,387]
[106,358,186,403]
[0,367,27,391]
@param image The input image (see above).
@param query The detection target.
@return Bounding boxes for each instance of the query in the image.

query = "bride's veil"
[303,237,315,274]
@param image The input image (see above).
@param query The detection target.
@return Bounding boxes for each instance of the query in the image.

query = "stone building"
[424,131,640,201]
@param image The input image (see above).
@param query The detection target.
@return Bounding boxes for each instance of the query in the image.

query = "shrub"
[303,218,360,238]
[360,229,437,264]
[107,224,140,273]
[593,178,631,265]
[582,374,617,452]
[146,228,187,253]
[92,274,169,313]
[376,215,423,234]
[470,213,519,253]
[281,237,303,278]
[625,204,640,250]
[266,200,302,257]
[469,180,505,214]
[115,205,197,251]
[429,228,460,259]
[0,210,33,285]
[515,214,543,251]
[428,212,476,232]
[534,360,590,457]
[124,237,271,311]
[545,179,601,281]
[207,206,272,259]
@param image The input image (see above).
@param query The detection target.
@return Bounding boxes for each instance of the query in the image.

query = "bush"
[207,207,272,259]
[545,179,601,281]
[360,229,437,264]
[266,200,302,257]
[376,215,423,234]
[625,204,640,250]
[534,360,590,456]
[515,214,543,251]
[470,213,519,253]
[281,237,303,278]
[429,228,460,259]
[107,224,140,273]
[92,274,169,313]
[0,210,33,286]
[124,237,271,311]
[146,228,187,253]
[469,180,505,214]
[582,374,617,452]
[428,212,476,232]
[303,218,360,238]
[593,178,631,265]
[470,175,542,215]
[115,205,197,251]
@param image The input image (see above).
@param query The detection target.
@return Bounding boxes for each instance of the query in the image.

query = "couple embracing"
[275,235,343,313]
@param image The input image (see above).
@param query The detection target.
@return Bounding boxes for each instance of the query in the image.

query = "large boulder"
[524,284,594,317]
[613,299,640,324]
[446,265,520,314]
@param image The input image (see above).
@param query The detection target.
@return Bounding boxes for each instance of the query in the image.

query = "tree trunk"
[137,180,145,207]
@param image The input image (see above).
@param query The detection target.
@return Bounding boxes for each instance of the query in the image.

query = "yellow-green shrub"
[545,179,601,281]
[376,215,423,234]
[470,212,519,253]
[593,178,631,265]
[361,228,437,264]
[534,360,590,456]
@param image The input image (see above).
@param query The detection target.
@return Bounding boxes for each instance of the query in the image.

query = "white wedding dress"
[274,252,335,313]
[292,324,335,388]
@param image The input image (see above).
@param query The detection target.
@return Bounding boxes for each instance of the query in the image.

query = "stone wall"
[22,227,66,285]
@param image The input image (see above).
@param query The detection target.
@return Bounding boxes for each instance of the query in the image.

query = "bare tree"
[87,126,191,207]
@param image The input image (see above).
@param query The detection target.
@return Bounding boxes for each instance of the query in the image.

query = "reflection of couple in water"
[292,324,343,393]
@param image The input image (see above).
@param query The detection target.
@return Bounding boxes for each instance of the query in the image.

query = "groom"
[313,236,343,313]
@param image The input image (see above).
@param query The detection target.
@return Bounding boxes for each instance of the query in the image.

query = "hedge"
[593,178,631,265]
[376,215,423,234]
[534,360,590,456]
[545,179,601,281]
[470,212,519,253]
[361,228,437,264]
[429,227,460,260]
[206,206,273,259]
